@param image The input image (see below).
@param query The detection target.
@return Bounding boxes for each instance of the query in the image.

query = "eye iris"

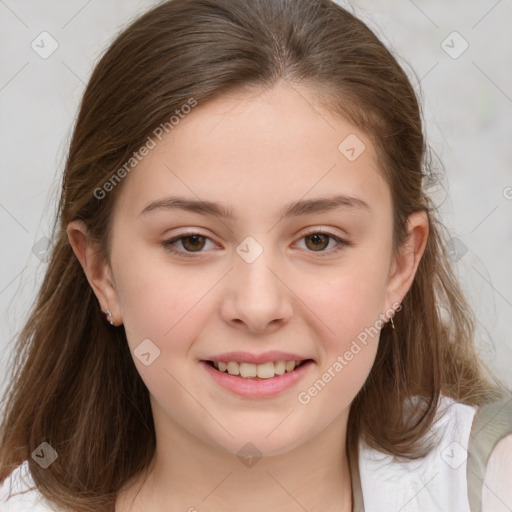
[182,235,206,252]
[305,233,329,251]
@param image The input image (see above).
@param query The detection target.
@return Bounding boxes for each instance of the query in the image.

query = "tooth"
[285,361,296,372]
[227,362,240,375]
[219,360,305,378]
[274,360,286,375]
[239,363,257,378]
[256,362,275,379]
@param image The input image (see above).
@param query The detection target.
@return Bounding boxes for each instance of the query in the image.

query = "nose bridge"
[222,235,293,332]
[235,235,281,299]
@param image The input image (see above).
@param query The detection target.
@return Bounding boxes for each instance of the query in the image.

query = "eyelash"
[161,228,351,258]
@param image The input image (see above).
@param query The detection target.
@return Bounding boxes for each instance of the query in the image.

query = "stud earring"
[104,310,114,326]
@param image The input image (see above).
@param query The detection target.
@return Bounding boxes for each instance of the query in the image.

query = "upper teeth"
[213,360,301,379]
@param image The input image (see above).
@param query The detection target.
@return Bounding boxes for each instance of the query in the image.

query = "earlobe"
[66,220,122,326]
[385,211,429,312]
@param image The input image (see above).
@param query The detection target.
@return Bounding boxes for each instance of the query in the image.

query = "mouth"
[201,357,315,398]
[203,359,314,380]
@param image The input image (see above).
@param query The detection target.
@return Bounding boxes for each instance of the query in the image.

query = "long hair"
[0,0,503,510]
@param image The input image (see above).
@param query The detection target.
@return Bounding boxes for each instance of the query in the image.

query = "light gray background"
[1,0,511,398]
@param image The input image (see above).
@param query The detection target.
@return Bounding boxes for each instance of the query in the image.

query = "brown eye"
[296,230,350,256]
[181,235,206,252]
[161,232,218,256]
[304,233,330,251]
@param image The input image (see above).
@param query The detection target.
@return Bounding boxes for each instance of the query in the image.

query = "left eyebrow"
[139,193,372,219]
[282,194,372,216]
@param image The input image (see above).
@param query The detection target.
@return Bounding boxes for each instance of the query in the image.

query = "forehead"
[114,82,391,221]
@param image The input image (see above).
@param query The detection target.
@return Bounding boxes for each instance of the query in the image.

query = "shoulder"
[482,432,512,511]
[468,388,512,512]
[357,395,479,511]
[0,460,57,511]
[356,391,512,512]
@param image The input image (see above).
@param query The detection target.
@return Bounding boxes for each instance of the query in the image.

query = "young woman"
[1,0,511,511]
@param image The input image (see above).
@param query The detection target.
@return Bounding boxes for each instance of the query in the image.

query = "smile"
[202,359,314,398]
[207,360,309,379]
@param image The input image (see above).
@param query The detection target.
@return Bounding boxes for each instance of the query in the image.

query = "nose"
[220,247,294,334]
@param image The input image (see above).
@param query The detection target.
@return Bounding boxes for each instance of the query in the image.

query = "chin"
[204,422,312,460]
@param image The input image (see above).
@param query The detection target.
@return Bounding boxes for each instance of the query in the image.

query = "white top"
[0,460,55,511]
[357,397,496,512]
[1,396,511,511]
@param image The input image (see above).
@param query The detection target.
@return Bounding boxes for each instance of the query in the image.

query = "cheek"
[298,260,389,341]
[292,252,390,401]
[112,254,217,402]
[111,245,213,352]
[294,271,386,415]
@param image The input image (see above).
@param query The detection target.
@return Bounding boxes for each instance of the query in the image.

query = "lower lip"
[201,360,314,399]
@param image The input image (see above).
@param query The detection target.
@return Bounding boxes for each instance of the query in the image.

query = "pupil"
[306,233,328,251]
[183,235,205,251]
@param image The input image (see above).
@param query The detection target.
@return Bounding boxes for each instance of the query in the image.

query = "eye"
[161,233,217,255]
[295,229,349,255]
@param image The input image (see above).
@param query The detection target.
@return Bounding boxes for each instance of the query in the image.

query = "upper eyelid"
[166,228,345,243]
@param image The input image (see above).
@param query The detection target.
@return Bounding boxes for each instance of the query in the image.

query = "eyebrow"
[139,194,372,219]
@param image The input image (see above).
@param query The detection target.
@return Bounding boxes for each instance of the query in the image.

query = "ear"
[384,211,429,315]
[67,220,123,326]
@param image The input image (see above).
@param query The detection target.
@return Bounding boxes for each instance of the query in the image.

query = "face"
[90,82,416,457]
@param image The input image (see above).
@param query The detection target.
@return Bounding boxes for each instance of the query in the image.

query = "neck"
[117,405,353,512]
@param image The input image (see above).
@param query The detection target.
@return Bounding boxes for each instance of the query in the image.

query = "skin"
[68,81,428,512]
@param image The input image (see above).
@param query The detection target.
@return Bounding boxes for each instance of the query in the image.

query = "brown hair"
[0,0,505,510]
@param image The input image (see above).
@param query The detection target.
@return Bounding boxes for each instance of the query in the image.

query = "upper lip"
[202,351,313,364]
